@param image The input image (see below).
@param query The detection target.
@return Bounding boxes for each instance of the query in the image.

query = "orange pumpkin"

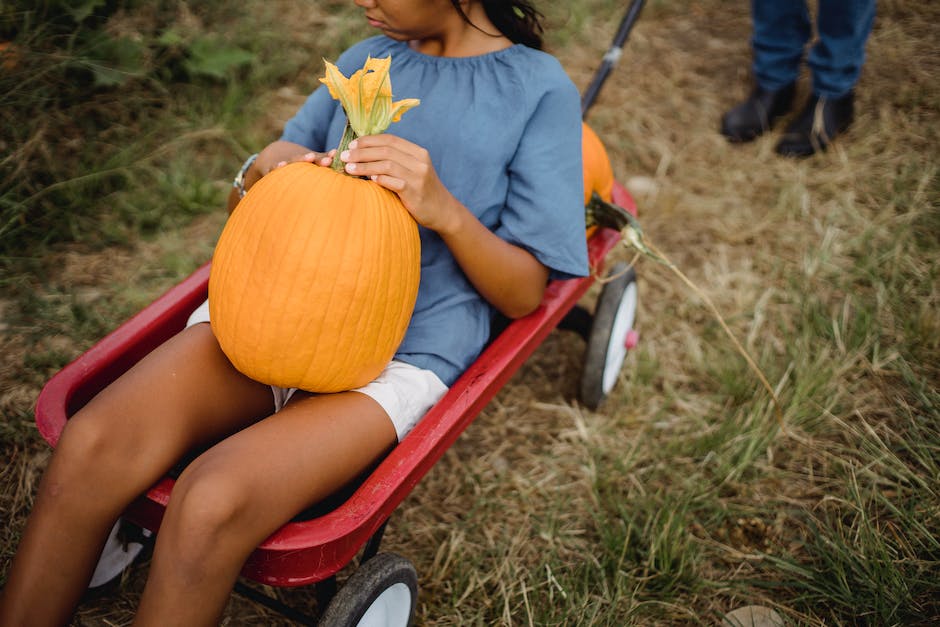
[208,162,420,392]
[581,122,614,205]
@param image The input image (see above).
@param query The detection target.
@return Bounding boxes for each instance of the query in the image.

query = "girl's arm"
[341,135,549,319]
[225,141,334,213]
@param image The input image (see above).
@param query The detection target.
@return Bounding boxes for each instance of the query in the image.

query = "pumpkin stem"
[331,121,359,173]
[585,193,633,235]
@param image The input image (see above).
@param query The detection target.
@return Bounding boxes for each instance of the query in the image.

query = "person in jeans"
[720,0,876,157]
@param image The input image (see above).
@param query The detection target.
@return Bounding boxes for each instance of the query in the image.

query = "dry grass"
[2,1,938,625]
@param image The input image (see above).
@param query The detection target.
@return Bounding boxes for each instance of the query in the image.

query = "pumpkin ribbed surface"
[208,162,420,392]
[582,122,614,205]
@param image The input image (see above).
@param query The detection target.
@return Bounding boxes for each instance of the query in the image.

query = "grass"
[1,0,939,625]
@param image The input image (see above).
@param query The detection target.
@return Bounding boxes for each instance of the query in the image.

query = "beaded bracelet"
[232,153,259,198]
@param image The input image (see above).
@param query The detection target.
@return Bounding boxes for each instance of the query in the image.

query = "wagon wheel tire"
[318,552,418,627]
[580,262,638,410]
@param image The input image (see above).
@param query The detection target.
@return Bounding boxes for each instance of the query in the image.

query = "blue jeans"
[751,0,876,98]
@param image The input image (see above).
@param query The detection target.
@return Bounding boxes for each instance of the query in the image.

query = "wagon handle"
[581,0,646,118]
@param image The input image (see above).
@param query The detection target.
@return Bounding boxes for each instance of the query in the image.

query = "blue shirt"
[281,36,588,386]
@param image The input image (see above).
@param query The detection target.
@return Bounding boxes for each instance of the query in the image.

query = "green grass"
[0,0,363,272]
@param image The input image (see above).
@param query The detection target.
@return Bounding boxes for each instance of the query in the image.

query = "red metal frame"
[34,183,636,587]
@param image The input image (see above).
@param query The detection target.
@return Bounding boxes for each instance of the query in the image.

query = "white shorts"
[186,299,447,440]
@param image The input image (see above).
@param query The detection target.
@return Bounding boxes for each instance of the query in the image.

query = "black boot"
[720,83,796,142]
[775,91,854,157]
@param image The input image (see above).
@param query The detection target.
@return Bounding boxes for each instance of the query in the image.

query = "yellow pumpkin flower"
[320,55,420,137]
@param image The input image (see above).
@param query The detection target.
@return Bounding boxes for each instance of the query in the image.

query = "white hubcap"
[602,281,637,394]
[356,583,413,627]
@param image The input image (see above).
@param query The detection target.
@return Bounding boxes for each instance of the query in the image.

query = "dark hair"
[450,0,544,50]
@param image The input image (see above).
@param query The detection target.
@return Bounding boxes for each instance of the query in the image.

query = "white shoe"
[88,519,152,588]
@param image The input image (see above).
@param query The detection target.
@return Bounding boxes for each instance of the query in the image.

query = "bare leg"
[133,391,397,627]
[0,324,273,627]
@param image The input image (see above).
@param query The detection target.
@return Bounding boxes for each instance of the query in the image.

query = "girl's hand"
[227,141,333,213]
[256,141,334,178]
[272,150,335,171]
[340,135,459,234]
[341,134,548,318]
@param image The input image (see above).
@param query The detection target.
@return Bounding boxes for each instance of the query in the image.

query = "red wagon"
[34,183,637,624]
[33,4,647,622]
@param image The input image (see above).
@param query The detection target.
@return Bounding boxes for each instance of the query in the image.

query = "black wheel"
[580,262,638,410]
[318,553,418,627]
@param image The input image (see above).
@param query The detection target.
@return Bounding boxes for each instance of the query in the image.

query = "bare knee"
[157,466,257,577]
[19,410,150,531]
[167,468,249,538]
[52,411,137,483]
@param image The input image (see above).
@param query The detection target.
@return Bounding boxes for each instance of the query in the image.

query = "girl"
[0,0,587,624]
